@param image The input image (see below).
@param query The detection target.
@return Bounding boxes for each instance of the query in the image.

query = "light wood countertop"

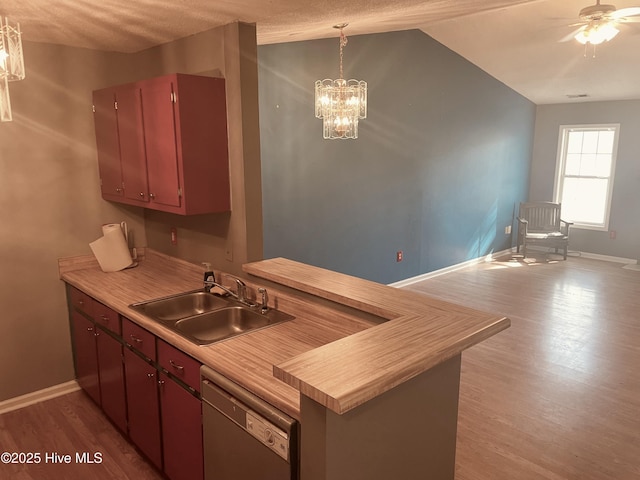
[60,250,509,419]
[59,250,377,419]
[244,257,510,414]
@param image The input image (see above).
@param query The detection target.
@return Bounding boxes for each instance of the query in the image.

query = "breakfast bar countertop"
[59,249,509,419]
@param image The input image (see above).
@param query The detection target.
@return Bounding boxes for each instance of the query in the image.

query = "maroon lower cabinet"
[71,311,101,405]
[160,371,204,480]
[95,330,127,433]
[124,348,162,470]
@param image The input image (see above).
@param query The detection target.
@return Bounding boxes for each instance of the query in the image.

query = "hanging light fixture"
[0,16,26,122]
[574,20,619,45]
[315,24,367,140]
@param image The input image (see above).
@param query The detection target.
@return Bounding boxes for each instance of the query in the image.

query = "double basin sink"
[129,290,294,346]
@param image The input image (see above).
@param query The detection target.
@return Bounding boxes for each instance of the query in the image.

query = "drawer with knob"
[94,302,121,335]
[158,339,201,392]
[69,286,95,317]
[123,317,156,361]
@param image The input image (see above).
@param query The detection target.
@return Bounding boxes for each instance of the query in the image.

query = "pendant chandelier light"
[314,24,367,139]
[0,17,26,122]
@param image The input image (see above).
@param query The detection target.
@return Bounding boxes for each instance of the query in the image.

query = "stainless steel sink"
[130,290,229,321]
[129,290,294,345]
[175,306,293,345]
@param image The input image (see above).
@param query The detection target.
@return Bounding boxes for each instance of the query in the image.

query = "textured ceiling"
[2,0,640,104]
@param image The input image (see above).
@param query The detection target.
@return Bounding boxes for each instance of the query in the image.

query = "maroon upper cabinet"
[92,88,123,200]
[116,84,149,205]
[92,73,230,215]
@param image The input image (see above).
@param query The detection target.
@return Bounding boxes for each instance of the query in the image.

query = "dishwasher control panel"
[246,411,289,461]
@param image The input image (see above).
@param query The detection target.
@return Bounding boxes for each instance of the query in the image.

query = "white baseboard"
[516,245,636,264]
[388,248,638,288]
[388,248,513,288]
[577,251,637,264]
[0,380,81,415]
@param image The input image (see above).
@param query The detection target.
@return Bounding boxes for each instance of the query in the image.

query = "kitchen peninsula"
[59,249,509,480]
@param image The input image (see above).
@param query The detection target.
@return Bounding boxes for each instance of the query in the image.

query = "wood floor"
[0,391,163,480]
[406,253,640,480]
[1,254,638,479]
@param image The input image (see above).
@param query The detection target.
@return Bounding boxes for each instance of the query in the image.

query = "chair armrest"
[516,217,528,235]
[560,219,573,235]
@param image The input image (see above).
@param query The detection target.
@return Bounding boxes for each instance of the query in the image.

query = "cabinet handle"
[158,379,165,388]
[130,334,143,344]
[86,327,94,332]
[147,373,155,379]
[99,315,109,324]
[78,300,84,306]
[116,187,122,193]
[149,193,156,199]
[169,360,184,372]
[139,192,145,198]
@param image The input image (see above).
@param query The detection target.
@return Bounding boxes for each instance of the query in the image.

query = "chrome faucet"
[224,274,250,304]
[204,272,257,307]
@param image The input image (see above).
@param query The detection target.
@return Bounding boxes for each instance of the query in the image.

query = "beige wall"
[0,22,262,402]
[0,42,147,402]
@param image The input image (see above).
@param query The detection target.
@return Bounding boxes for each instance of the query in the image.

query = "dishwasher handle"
[200,365,297,433]
[202,379,249,427]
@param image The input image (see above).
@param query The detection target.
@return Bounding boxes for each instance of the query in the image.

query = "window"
[553,124,619,231]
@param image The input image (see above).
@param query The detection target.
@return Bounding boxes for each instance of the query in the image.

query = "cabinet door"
[124,348,162,470]
[93,88,123,199]
[71,312,101,405]
[160,371,203,480]
[140,76,181,208]
[115,85,149,203]
[96,330,127,433]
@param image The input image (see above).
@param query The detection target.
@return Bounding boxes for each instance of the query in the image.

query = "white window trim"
[553,123,619,231]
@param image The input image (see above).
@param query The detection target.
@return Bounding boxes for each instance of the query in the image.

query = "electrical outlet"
[505,225,512,235]
[610,230,617,240]
[396,251,403,262]
[170,227,177,245]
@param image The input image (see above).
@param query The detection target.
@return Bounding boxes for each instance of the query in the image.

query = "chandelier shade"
[315,78,367,139]
[314,24,367,139]
[1,16,26,122]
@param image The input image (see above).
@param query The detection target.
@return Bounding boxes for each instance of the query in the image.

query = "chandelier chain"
[338,27,347,80]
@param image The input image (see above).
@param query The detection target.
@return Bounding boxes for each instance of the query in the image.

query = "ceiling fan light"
[575,21,619,45]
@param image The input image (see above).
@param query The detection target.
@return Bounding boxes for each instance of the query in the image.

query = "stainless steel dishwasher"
[201,366,298,480]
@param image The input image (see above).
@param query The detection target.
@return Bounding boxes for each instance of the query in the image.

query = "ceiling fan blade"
[611,7,640,19]
[560,25,586,42]
[618,16,640,22]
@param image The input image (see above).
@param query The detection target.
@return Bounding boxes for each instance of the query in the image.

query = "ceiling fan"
[563,1,640,47]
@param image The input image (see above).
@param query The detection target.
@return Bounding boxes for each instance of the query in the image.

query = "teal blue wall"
[258,30,535,284]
